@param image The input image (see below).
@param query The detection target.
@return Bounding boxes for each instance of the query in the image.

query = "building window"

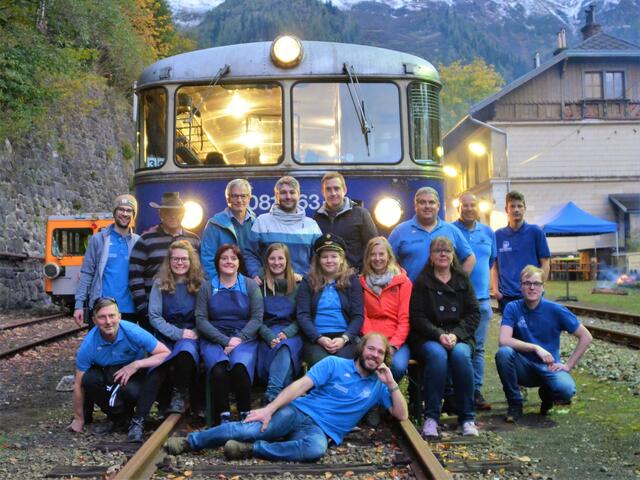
[604,71,624,99]
[583,72,602,99]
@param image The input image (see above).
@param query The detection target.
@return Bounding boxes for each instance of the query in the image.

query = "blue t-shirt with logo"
[389,217,473,281]
[293,356,392,444]
[76,320,158,372]
[501,298,580,363]
[101,229,135,313]
[314,282,348,334]
[495,222,550,297]
[453,220,497,300]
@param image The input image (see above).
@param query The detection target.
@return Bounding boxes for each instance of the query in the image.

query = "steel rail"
[0,313,67,331]
[586,325,640,349]
[0,324,87,359]
[561,303,640,325]
[112,413,182,480]
[397,419,452,480]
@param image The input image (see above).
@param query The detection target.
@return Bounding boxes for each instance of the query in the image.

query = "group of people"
[68,173,592,462]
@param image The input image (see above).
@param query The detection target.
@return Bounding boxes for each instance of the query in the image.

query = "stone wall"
[0,82,135,310]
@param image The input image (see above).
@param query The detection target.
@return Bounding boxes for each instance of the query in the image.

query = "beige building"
[443,9,640,256]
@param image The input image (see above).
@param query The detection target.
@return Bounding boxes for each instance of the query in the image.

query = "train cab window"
[292,83,401,164]
[174,84,283,167]
[137,88,167,169]
[408,82,442,164]
[52,229,93,256]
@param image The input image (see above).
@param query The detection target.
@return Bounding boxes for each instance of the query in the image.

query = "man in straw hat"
[74,194,140,327]
[129,192,200,325]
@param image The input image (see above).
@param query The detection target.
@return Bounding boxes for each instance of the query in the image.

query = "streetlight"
[443,165,458,177]
[468,142,487,156]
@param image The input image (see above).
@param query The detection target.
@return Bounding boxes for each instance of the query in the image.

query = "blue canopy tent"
[538,201,619,300]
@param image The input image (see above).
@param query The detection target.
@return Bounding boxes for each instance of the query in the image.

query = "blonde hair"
[520,265,544,282]
[308,248,354,293]
[362,236,400,277]
[156,240,204,294]
[263,243,296,296]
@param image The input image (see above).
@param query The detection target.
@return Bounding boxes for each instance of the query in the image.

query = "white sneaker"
[422,417,439,437]
[462,421,479,436]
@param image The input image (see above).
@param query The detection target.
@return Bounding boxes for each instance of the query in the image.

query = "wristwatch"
[341,334,350,344]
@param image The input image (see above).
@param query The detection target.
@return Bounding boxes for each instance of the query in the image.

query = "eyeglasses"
[229,194,249,200]
[434,249,453,255]
[116,207,134,215]
[521,281,544,289]
[170,257,190,264]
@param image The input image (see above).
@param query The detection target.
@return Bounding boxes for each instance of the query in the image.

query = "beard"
[115,217,131,229]
[357,352,379,374]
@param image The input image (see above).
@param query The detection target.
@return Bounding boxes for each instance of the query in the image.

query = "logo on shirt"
[499,241,512,253]
[359,387,372,399]
[343,372,351,378]
[517,316,528,328]
[332,383,348,394]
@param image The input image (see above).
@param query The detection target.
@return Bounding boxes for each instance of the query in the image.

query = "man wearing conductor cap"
[296,233,365,367]
[73,194,140,327]
[128,192,200,325]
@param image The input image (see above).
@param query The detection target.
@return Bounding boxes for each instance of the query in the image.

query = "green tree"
[438,58,505,133]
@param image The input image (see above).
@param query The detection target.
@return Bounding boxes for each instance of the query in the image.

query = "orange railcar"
[43,213,114,309]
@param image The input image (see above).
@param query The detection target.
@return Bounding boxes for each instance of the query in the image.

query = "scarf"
[365,270,395,295]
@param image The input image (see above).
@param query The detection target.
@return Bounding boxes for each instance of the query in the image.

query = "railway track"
[0,322,87,359]
[0,312,67,331]
[100,415,453,480]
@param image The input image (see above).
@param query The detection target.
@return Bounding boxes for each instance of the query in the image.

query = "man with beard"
[244,176,322,284]
[73,194,140,326]
[165,333,408,461]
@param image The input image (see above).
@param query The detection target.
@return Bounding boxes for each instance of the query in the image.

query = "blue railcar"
[134,36,444,234]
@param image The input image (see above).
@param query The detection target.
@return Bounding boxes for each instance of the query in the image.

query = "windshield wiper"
[190,64,231,122]
[343,63,373,156]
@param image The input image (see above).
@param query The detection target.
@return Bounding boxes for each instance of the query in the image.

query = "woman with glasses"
[256,243,302,403]
[409,236,480,438]
[128,240,203,442]
[297,234,364,367]
[196,244,263,425]
[360,236,412,382]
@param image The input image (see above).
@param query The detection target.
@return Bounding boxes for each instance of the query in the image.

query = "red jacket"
[359,270,412,349]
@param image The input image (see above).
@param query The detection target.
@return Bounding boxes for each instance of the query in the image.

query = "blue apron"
[256,294,303,381]
[200,276,258,381]
[155,284,200,369]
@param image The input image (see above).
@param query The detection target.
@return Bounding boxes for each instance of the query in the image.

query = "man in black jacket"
[313,172,377,272]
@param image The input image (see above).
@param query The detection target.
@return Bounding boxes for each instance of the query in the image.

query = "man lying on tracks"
[165,332,408,461]
[68,297,170,433]
[495,265,592,422]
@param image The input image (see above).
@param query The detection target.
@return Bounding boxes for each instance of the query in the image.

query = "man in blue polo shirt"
[165,333,408,461]
[389,187,475,281]
[68,298,170,434]
[492,191,550,312]
[495,266,592,422]
[453,192,497,411]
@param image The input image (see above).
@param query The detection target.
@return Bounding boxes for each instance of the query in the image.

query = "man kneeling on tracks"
[165,333,408,461]
[68,298,170,433]
[495,265,592,422]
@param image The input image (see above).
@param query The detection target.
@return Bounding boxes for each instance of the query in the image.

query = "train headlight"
[271,35,303,68]
[43,262,62,279]
[374,198,403,228]
[182,201,204,230]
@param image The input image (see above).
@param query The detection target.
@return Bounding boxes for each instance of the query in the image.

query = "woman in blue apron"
[297,234,364,367]
[196,244,263,425]
[128,240,204,442]
[256,243,302,403]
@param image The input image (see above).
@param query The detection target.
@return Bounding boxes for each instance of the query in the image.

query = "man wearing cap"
[201,179,256,280]
[129,192,201,323]
[73,194,140,327]
[313,172,377,272]
[244,176,322,283]
[389,187,475,282]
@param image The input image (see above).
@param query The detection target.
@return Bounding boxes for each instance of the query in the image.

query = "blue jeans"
[419,341,475,423]
[472,299,493,392]
[390,344,410,382]
[187,405,328,462]
[265,347,294,401]
[495,346,576,405]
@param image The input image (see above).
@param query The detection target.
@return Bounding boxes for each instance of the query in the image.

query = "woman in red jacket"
[360,236,412,381]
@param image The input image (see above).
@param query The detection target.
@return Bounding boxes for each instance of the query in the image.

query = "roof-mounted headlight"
[271,35,303,68]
